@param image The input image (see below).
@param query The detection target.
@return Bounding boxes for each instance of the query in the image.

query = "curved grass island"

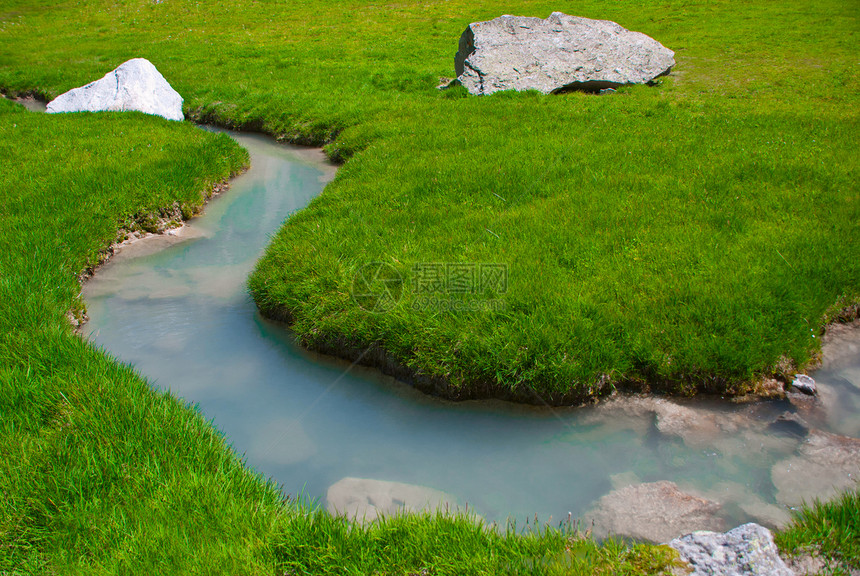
[1,0,858,573]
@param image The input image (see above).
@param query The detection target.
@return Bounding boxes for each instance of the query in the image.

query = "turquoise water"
[83,130,860,534]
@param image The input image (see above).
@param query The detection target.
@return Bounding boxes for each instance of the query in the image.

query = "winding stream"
[82,130,860,539]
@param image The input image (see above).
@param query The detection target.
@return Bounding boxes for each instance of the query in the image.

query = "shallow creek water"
[83,130,860,538]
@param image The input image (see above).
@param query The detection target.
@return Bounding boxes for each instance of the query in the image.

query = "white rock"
[791,374,817,395]
[46,58,183,121]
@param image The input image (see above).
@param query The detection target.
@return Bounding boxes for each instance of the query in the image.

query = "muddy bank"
[70,176,243,330]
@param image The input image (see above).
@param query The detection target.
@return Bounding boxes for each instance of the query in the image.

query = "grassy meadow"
[1,0,858,401]
[1,0,858,572]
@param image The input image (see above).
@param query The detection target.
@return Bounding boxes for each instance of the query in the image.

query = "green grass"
[1,0,858,401]
[272,508,682,575]
[0,97,684,574]
[0,97,276,572]
[776,489,860,575]
[1,0,859,571]
[251,96,858,402]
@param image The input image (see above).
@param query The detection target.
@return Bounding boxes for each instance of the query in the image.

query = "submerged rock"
[768,411,810,438]
[46,58,183,121]
[245,417,317,466]
[772,430,860,507]
[586,480,724,542]
[668,523,793,576]
[820,319,860,372]
[651,399,744,447]
[586,395,747,449]
[454,12,675,95]
[705,482,792,529]
[785,389,826,425]
[326,477,456,523]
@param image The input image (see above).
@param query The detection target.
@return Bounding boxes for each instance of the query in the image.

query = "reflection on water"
[83,131,860,538]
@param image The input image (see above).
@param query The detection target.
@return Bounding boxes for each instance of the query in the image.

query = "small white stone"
[791,374,817,395]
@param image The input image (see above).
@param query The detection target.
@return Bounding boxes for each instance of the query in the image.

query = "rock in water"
[46,58,183,121]
[585,480,725,543]
[772,430,860,507]
[791,374,817,395]
[669,523,794,576]
[768,411,810,438]
[455,12,675,95]
[326,477,456,523]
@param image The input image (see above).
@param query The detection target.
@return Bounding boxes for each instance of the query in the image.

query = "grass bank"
[0,97,272,571]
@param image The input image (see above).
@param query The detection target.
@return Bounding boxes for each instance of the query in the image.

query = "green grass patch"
[0,98,281,572]
[251,96,858,401]
[273,508,682,575]
[776,489,860,574]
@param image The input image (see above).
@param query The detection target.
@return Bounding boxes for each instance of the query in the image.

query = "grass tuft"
[776,489,860,574]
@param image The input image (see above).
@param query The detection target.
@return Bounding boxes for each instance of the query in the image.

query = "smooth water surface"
[83,131,860,533]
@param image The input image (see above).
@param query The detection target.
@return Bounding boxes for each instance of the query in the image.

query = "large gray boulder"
[669,523,794,576]
[455,12,675,95]
[46,58,183,121]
